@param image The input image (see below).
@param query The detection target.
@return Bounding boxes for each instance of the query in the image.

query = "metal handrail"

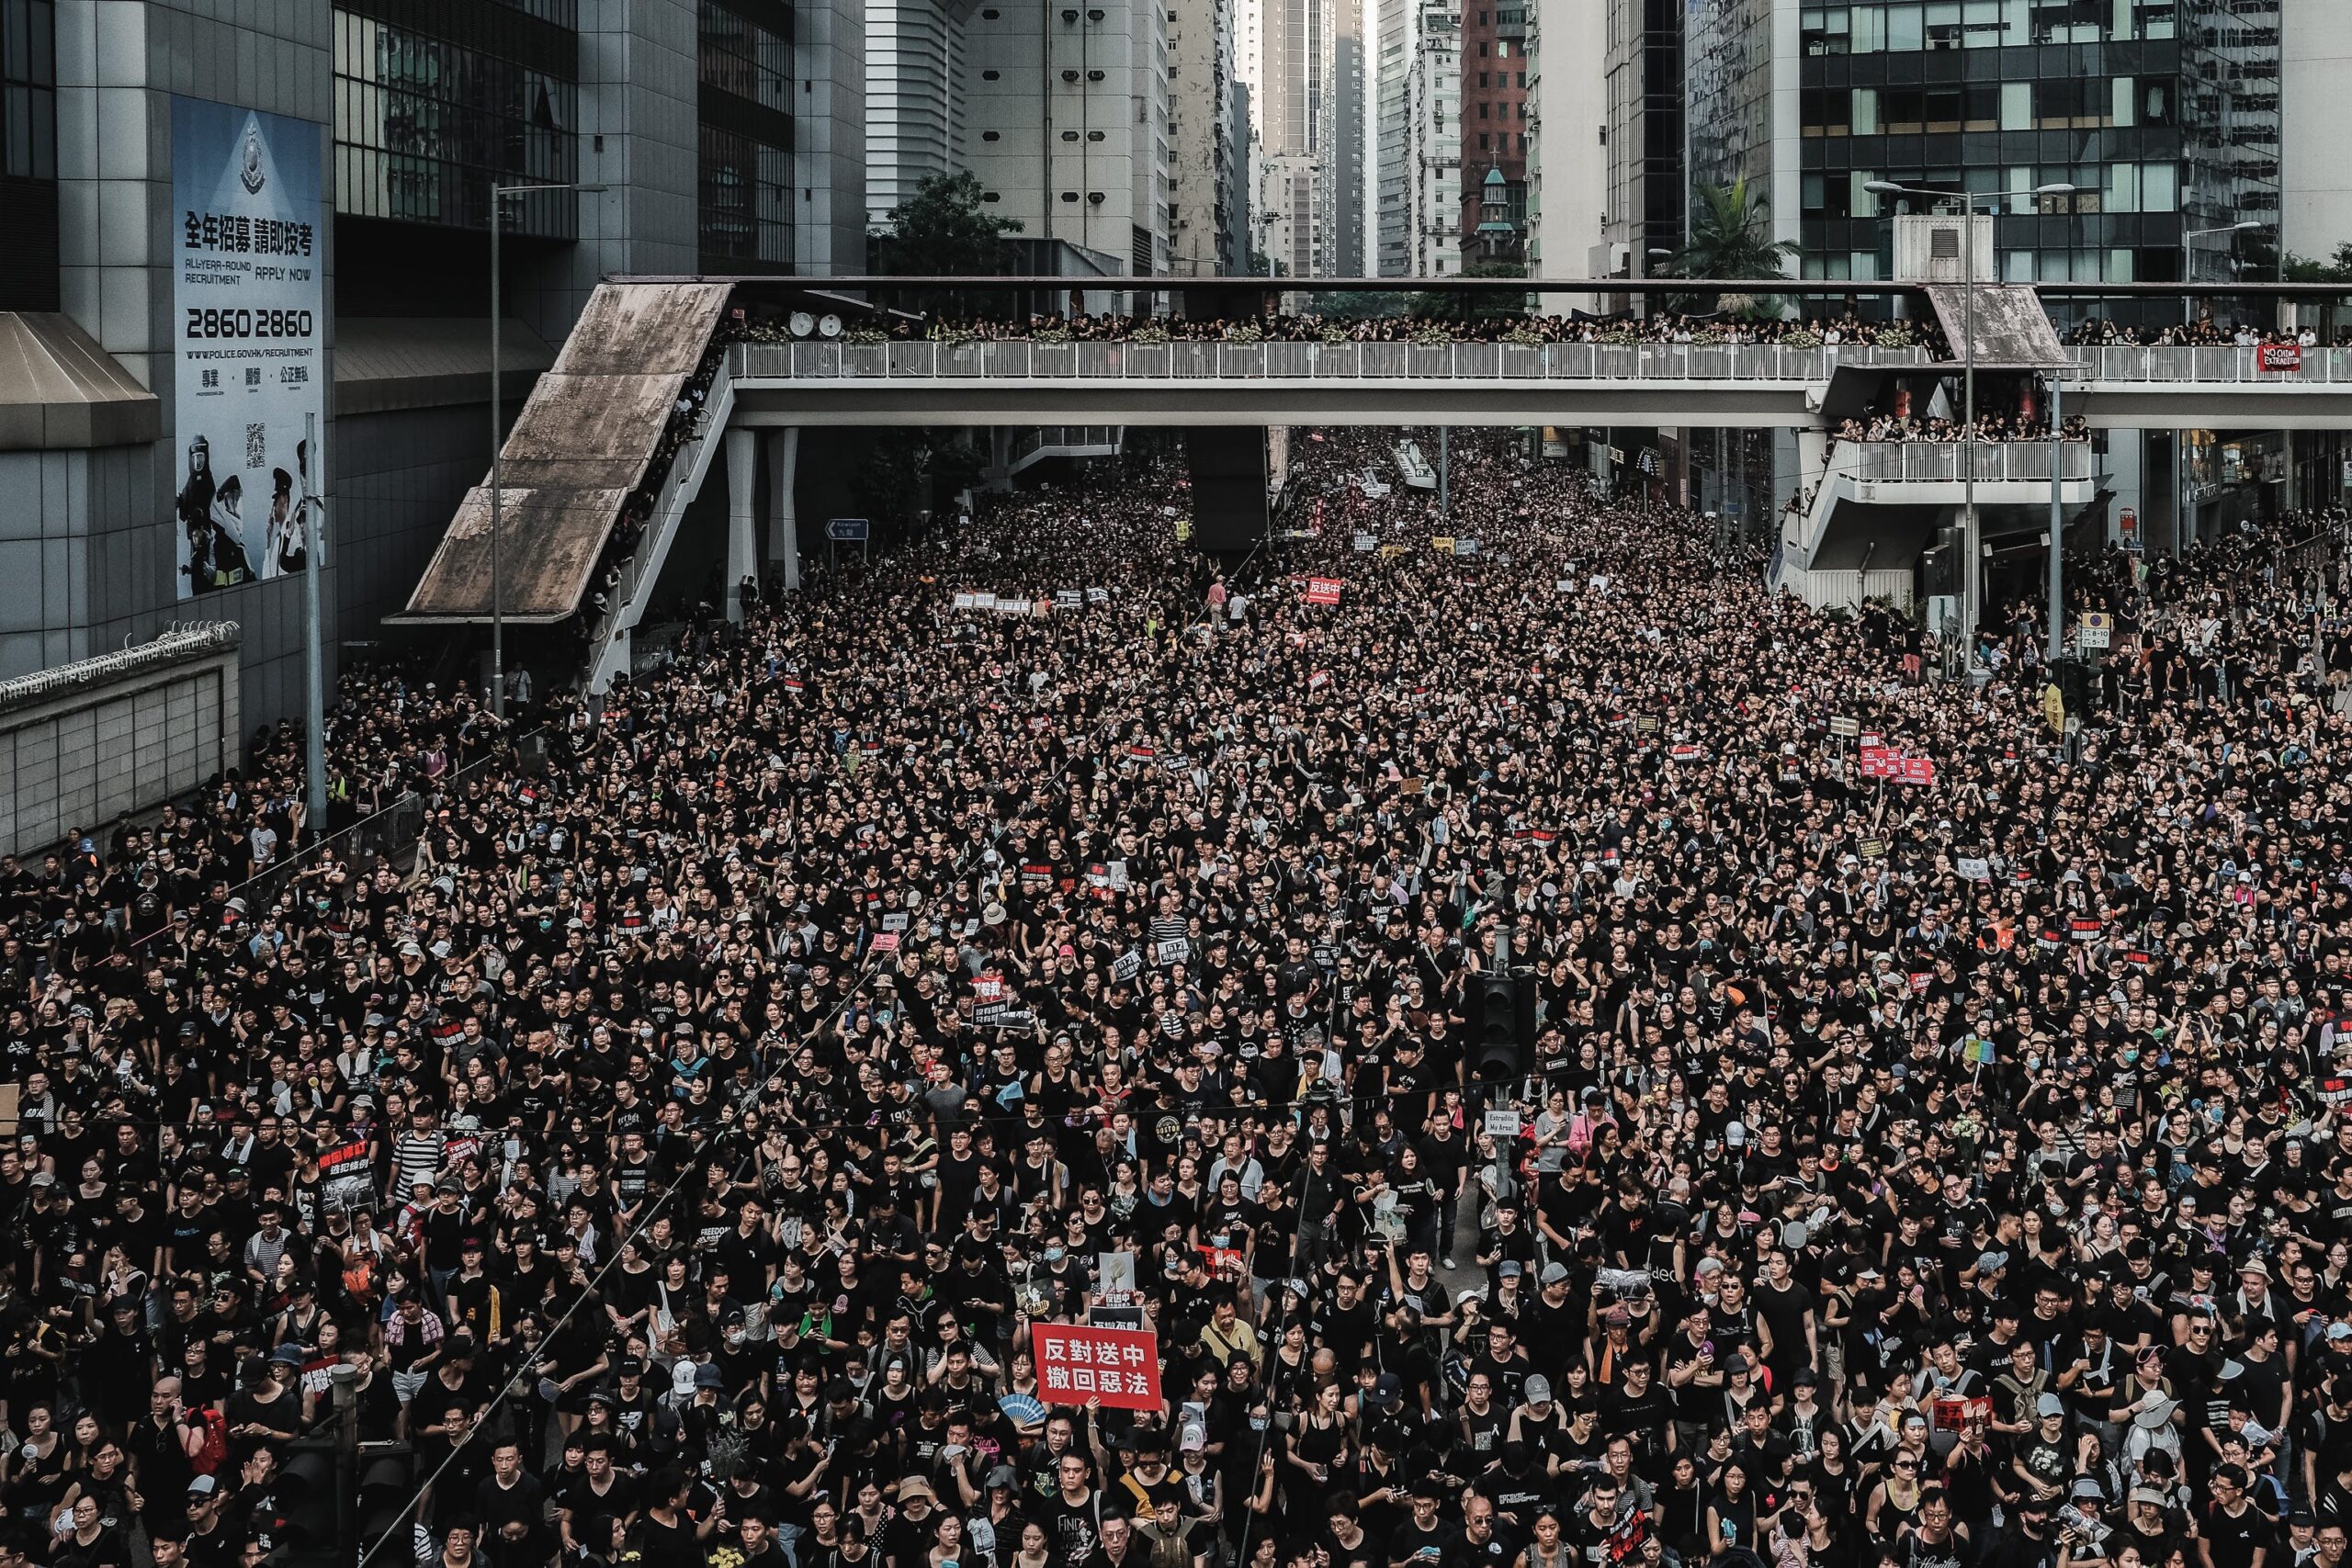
[729,340,2347,386]
[1845,441,2094,483]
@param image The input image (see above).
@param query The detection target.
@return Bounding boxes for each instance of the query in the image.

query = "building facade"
[964,0,1170,272]
[1250,0,1332,276]
[865,0,973,231]
[1524,0,1605,307]
[1456,0,1524,260]
[0,0,864,731]
[1331,0,1365,275]
[1600,0,1683,287]
[1373,0,1410,274]
[1402,0,1460,276]
[1169,0,1244,275]
[1792,0,2279,328]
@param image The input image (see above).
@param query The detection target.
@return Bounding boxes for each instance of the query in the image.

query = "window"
[2000,81,2030,130]
[1852,86,1879,134]
[2103,162,2139,211]
[1886,4,1925,50]
[2004,249,2037,282]
[1,0,57,180]
[2141,161,2177,211]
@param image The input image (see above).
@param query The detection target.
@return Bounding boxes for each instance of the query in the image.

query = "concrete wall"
[51,0,337,737]
[0,628,241,855]
[2281,0,2352,264]
[1527,0,1604,314]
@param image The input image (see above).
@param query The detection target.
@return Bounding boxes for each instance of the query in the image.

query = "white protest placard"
[1354,532,1378,552]
[1483,1109,1523,1139]
[1110,951,1143,983]
[953,592,977,611]
[1087,587,1111,604]
[1154,937,1190,967]
[1956,857,1992,881]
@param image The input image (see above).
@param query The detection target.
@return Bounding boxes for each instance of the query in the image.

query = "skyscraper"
[963,0,1172,272]
[1374,0,1414,275]
[866,0,975,231]
[1402,0,1461,276]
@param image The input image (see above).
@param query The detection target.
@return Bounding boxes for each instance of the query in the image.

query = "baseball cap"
[1523,1376,1552,1404]
[2036,1393,2066,1418]
[1539,1262,1569,1286]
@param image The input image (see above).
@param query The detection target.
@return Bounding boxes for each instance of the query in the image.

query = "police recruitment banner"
[1030,1322,1162,1410]
[172,96,325,599]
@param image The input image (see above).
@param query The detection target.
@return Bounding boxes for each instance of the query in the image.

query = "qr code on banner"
[245,423,266,468]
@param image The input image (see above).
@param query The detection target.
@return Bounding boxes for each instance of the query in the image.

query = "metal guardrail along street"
[732,340,2352,387]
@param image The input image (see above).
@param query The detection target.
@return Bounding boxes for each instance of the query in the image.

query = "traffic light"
[1470,972,1534,1082]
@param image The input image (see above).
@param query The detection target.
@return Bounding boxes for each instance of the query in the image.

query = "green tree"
[2282,243,2352,284]
[1308,289,1412,321]
[869,172,1023,315]
[1664,178,1799,316]
[1408,261,1530,322]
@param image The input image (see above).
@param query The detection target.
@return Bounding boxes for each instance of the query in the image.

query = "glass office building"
[334,0,582,240]
[1792,0,2280,328]
[0,0,58,310]
[698,0,796,270]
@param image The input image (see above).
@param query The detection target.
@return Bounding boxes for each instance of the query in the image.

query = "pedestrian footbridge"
[1772,440,2100,612]
[400,280,2352,683]
[726,337,2352,432]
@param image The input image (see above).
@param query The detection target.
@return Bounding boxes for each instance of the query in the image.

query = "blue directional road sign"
[826,517,870,543]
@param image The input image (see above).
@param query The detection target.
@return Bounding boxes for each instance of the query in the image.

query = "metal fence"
[739,340,2352,386]
[1847,442,2097,483]
[743,340,1936,383]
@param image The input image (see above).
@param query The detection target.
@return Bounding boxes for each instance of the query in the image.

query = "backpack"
[187,1405,229,1476]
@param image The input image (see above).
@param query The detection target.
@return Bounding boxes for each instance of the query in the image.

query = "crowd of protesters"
[9,423,2352,1568]
[2064,318,2349,350]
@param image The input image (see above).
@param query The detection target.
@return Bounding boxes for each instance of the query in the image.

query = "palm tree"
[1663,177,1800,317]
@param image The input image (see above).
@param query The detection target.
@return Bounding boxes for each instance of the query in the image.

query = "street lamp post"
[1866,180,2073,656]
[489,180,605,720]
[2176,221,2262,552]
[2181,220,2264,333]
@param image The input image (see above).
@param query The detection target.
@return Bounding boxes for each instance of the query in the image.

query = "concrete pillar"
[767,427,802,592]
[726,426,756,624]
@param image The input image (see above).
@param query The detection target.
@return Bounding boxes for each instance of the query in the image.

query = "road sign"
[826,516,870,542]
[2076,612,2112,650]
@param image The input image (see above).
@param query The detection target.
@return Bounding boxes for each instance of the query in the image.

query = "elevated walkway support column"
[727,427,757,623]
[768,428,801,592]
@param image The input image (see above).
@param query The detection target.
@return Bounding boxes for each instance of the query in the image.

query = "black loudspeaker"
[1184,428,1272,553]
[1470,973,1529,1082]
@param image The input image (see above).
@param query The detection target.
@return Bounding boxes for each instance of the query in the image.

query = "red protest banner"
[2259,343,2304,373]
[1305,577,1344,605]
[1032,1323,1162,1410]
[1900,755,1934,786]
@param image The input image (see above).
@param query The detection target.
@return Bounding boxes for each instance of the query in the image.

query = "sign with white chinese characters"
[1031,1323,1161,1409]
[172,96,324,599]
